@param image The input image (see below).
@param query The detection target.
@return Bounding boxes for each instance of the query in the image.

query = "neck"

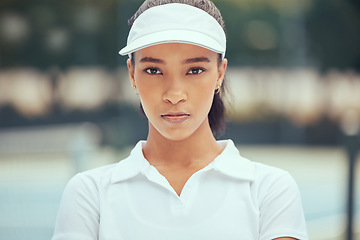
[143,121,223,169]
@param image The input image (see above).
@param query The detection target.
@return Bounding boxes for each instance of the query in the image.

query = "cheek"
[137,87,156,107]
[135,82,162,117]
[196,74,218,98]
[134,72,158,101]
[192,82,216,113]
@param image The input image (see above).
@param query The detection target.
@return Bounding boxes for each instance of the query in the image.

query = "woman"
[52,1,308,239]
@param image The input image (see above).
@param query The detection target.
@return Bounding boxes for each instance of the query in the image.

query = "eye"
[144,68,162,75]
[187,68,204,75]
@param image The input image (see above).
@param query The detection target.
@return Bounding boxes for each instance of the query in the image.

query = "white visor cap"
[119,3,226,58]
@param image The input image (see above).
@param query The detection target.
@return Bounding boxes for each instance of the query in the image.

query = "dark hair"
[128,0,227,137]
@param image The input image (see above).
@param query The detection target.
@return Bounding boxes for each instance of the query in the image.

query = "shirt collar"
[211,140,255,181]
[111,139,255,184]
[111,141,149,184]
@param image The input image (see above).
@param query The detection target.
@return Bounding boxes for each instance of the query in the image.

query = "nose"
[162,76,187,104]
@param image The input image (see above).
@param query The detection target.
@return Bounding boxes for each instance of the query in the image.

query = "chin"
[149,117,208,142]
[161,130,194,142]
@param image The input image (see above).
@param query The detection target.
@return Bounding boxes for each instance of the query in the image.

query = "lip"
[161,112,190,124]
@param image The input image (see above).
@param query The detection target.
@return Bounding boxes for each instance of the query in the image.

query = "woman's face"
[127,43,227,141]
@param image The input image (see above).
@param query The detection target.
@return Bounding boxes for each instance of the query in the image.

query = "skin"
[274,238,297,240]
[127,43,226,196]
[127,43,297,240]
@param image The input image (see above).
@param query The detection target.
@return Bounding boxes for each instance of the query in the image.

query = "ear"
[217,58,228,86]
[127,58,136,88]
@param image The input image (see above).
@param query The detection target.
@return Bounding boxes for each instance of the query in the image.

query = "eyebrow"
[183,57,211,64]
[139,56,211,64]
[139,57,164,64]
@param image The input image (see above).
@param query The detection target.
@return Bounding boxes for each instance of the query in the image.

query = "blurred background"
[0,0,359,239]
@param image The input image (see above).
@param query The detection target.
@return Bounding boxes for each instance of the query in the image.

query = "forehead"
[133,43,218,62]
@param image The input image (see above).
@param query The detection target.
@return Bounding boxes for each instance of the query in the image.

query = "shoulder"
[82,162,119,180]
[215,140,295,186]
[70,162,118,186]
[61,163,119,204]
[249,160,298,190]
[247,161,302,207]
[66,141,146,191]
[252,161,293,185]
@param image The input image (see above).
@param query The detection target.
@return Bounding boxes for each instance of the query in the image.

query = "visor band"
[119,3,226,58]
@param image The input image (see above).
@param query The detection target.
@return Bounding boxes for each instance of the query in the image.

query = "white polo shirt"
[52,140,308,240]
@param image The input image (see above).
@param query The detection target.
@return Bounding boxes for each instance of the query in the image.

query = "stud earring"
[215,84,221,94]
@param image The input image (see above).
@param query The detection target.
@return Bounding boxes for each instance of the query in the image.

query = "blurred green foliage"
[0,0,359,70]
